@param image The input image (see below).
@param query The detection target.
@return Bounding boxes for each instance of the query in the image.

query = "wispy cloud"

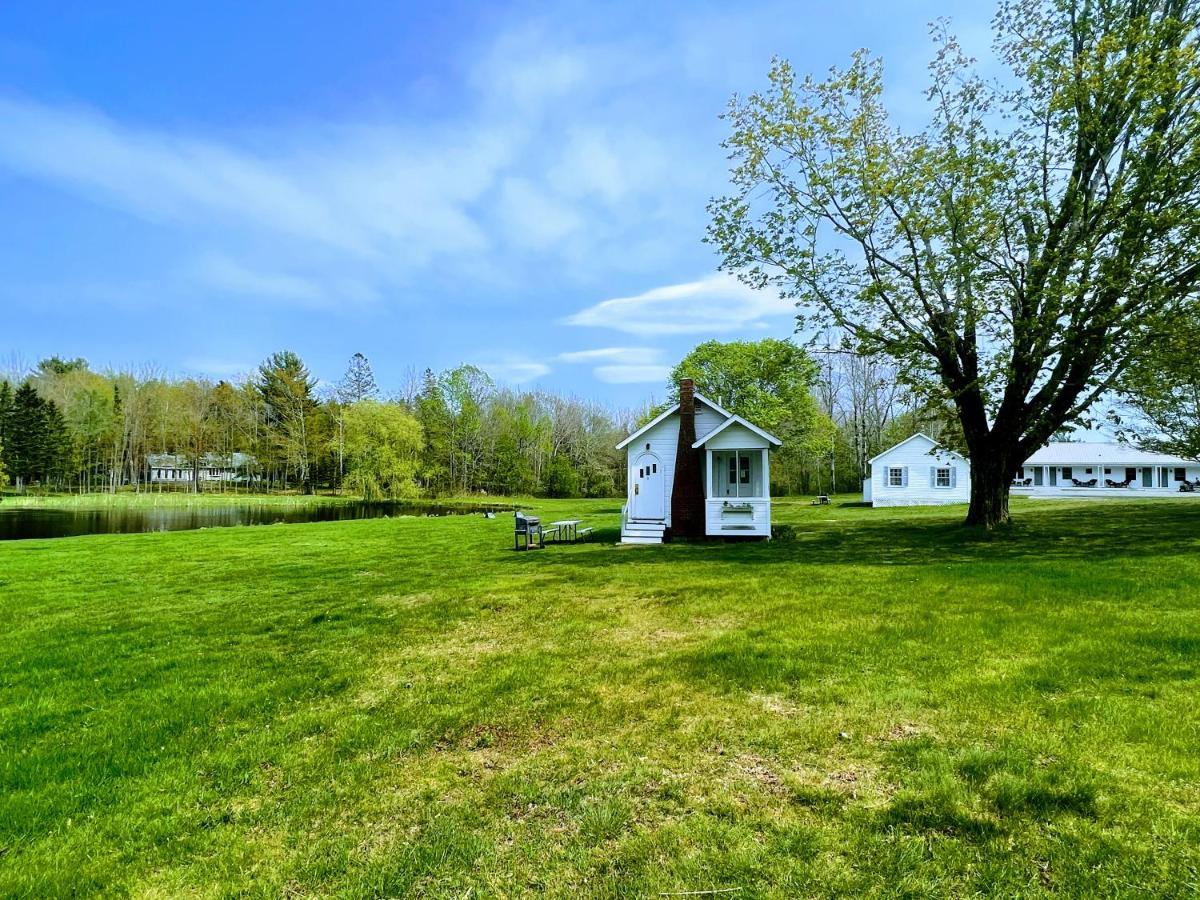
[476,357,551,384]
[0,21,709,312]
[556,346,669,384]
[564,273,793,336]
[190,254,379,309]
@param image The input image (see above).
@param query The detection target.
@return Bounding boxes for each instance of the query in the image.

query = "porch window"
[1176,467,1187,481]
[1062,466,1072,480]
[712,450,764,497]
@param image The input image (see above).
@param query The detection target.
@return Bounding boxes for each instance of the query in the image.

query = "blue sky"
[0,0,995,406]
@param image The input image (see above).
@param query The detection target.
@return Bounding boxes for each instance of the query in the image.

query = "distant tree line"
[0,352,629,498]
[6,338,1123,499]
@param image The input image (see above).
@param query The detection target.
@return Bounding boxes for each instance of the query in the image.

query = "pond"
[0,500,509,541]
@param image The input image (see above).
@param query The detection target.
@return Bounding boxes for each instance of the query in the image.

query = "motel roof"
[1024,442,1197,467]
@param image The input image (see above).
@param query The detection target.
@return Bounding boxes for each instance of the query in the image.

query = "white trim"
[868,432,966,465]
[614,392,734,450]
[691,414,781,448]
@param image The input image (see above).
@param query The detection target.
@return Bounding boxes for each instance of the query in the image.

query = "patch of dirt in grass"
[735,752,789,796]
[878,722,928,742]
[749,692,800,716]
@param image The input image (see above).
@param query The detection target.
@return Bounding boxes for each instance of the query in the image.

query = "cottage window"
[935,467,952,488]
[1062,467,1072,480]
[887,467,904,487]
[713,450,763,498]
[1176,467,1187,481]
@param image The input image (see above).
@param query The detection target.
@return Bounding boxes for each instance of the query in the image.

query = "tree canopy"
[709,0,1200,525]
[1113,312,1200,457]
[668,338,839,491]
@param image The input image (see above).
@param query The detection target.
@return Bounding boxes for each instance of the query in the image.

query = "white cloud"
[555,346,669,384]
[556,346,659,364]
[476,358,551,384]
[564,273,793,336]
[190,254,379,309]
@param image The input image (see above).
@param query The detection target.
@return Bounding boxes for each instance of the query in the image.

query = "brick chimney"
[670,379,705,539]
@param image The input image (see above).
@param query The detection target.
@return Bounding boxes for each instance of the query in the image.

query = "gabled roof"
[691,414,781,448]
[867,433,966,465]
[615,392,733,450]
[1024,442,1197,466]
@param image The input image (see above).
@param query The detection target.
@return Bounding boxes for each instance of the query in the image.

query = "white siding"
[705,498,770,537]
[693,403,724,443]
[627,415,677,525]
[870,435,970,507]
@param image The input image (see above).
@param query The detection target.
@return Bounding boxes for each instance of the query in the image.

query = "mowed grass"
[1,497,1199,897]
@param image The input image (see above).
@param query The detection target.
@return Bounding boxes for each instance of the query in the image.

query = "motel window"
[935,467,952,488]
[1176,467,1187,481]
[888,467,905,487]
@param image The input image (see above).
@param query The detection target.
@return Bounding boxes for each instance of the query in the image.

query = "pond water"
[0,500,508,541]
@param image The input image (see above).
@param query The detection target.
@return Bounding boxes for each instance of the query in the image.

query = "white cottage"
[617,379,781,543]
[864,433,970,507]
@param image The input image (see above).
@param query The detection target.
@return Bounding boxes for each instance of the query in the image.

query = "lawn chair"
[514,511,545,551]
[1180,480,1197,493]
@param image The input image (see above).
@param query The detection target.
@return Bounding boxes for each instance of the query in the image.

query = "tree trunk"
[965,459,1012,528]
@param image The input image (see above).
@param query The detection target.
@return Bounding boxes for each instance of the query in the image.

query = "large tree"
[255,351,320,491]
[342,400,422,500]
[709,0,1200,526]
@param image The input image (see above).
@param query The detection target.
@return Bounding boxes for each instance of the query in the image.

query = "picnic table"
[547,519,593,543]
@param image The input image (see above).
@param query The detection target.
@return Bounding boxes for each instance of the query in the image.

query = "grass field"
[2,497,1199,896]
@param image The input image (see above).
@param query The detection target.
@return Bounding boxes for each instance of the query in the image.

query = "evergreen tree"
[0,381,13,483]
[337,353,379,404]
[415,369,452,493]
[256,351,320,490]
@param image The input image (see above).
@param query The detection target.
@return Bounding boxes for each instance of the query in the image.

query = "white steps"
[621,521,666,545]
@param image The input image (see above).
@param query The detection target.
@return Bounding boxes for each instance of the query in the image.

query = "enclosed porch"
[694,416,781,538]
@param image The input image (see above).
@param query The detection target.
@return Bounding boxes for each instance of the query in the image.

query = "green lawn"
[2,497,1199,896]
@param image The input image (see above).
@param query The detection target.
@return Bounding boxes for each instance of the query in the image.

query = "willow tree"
[709,0,1200,526]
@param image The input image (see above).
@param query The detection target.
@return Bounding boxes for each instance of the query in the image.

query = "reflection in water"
[0,501,507,541]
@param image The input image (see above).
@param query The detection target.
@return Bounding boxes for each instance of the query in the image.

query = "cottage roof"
[615,392,733,450]
[691,414,781,448]
[867,433,965,465]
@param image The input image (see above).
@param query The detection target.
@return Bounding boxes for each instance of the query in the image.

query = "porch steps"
[621,521,666,545]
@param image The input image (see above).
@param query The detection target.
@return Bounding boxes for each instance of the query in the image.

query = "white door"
[631,453,664,520]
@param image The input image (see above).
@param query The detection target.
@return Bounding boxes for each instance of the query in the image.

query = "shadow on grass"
[528,501,1200,569]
